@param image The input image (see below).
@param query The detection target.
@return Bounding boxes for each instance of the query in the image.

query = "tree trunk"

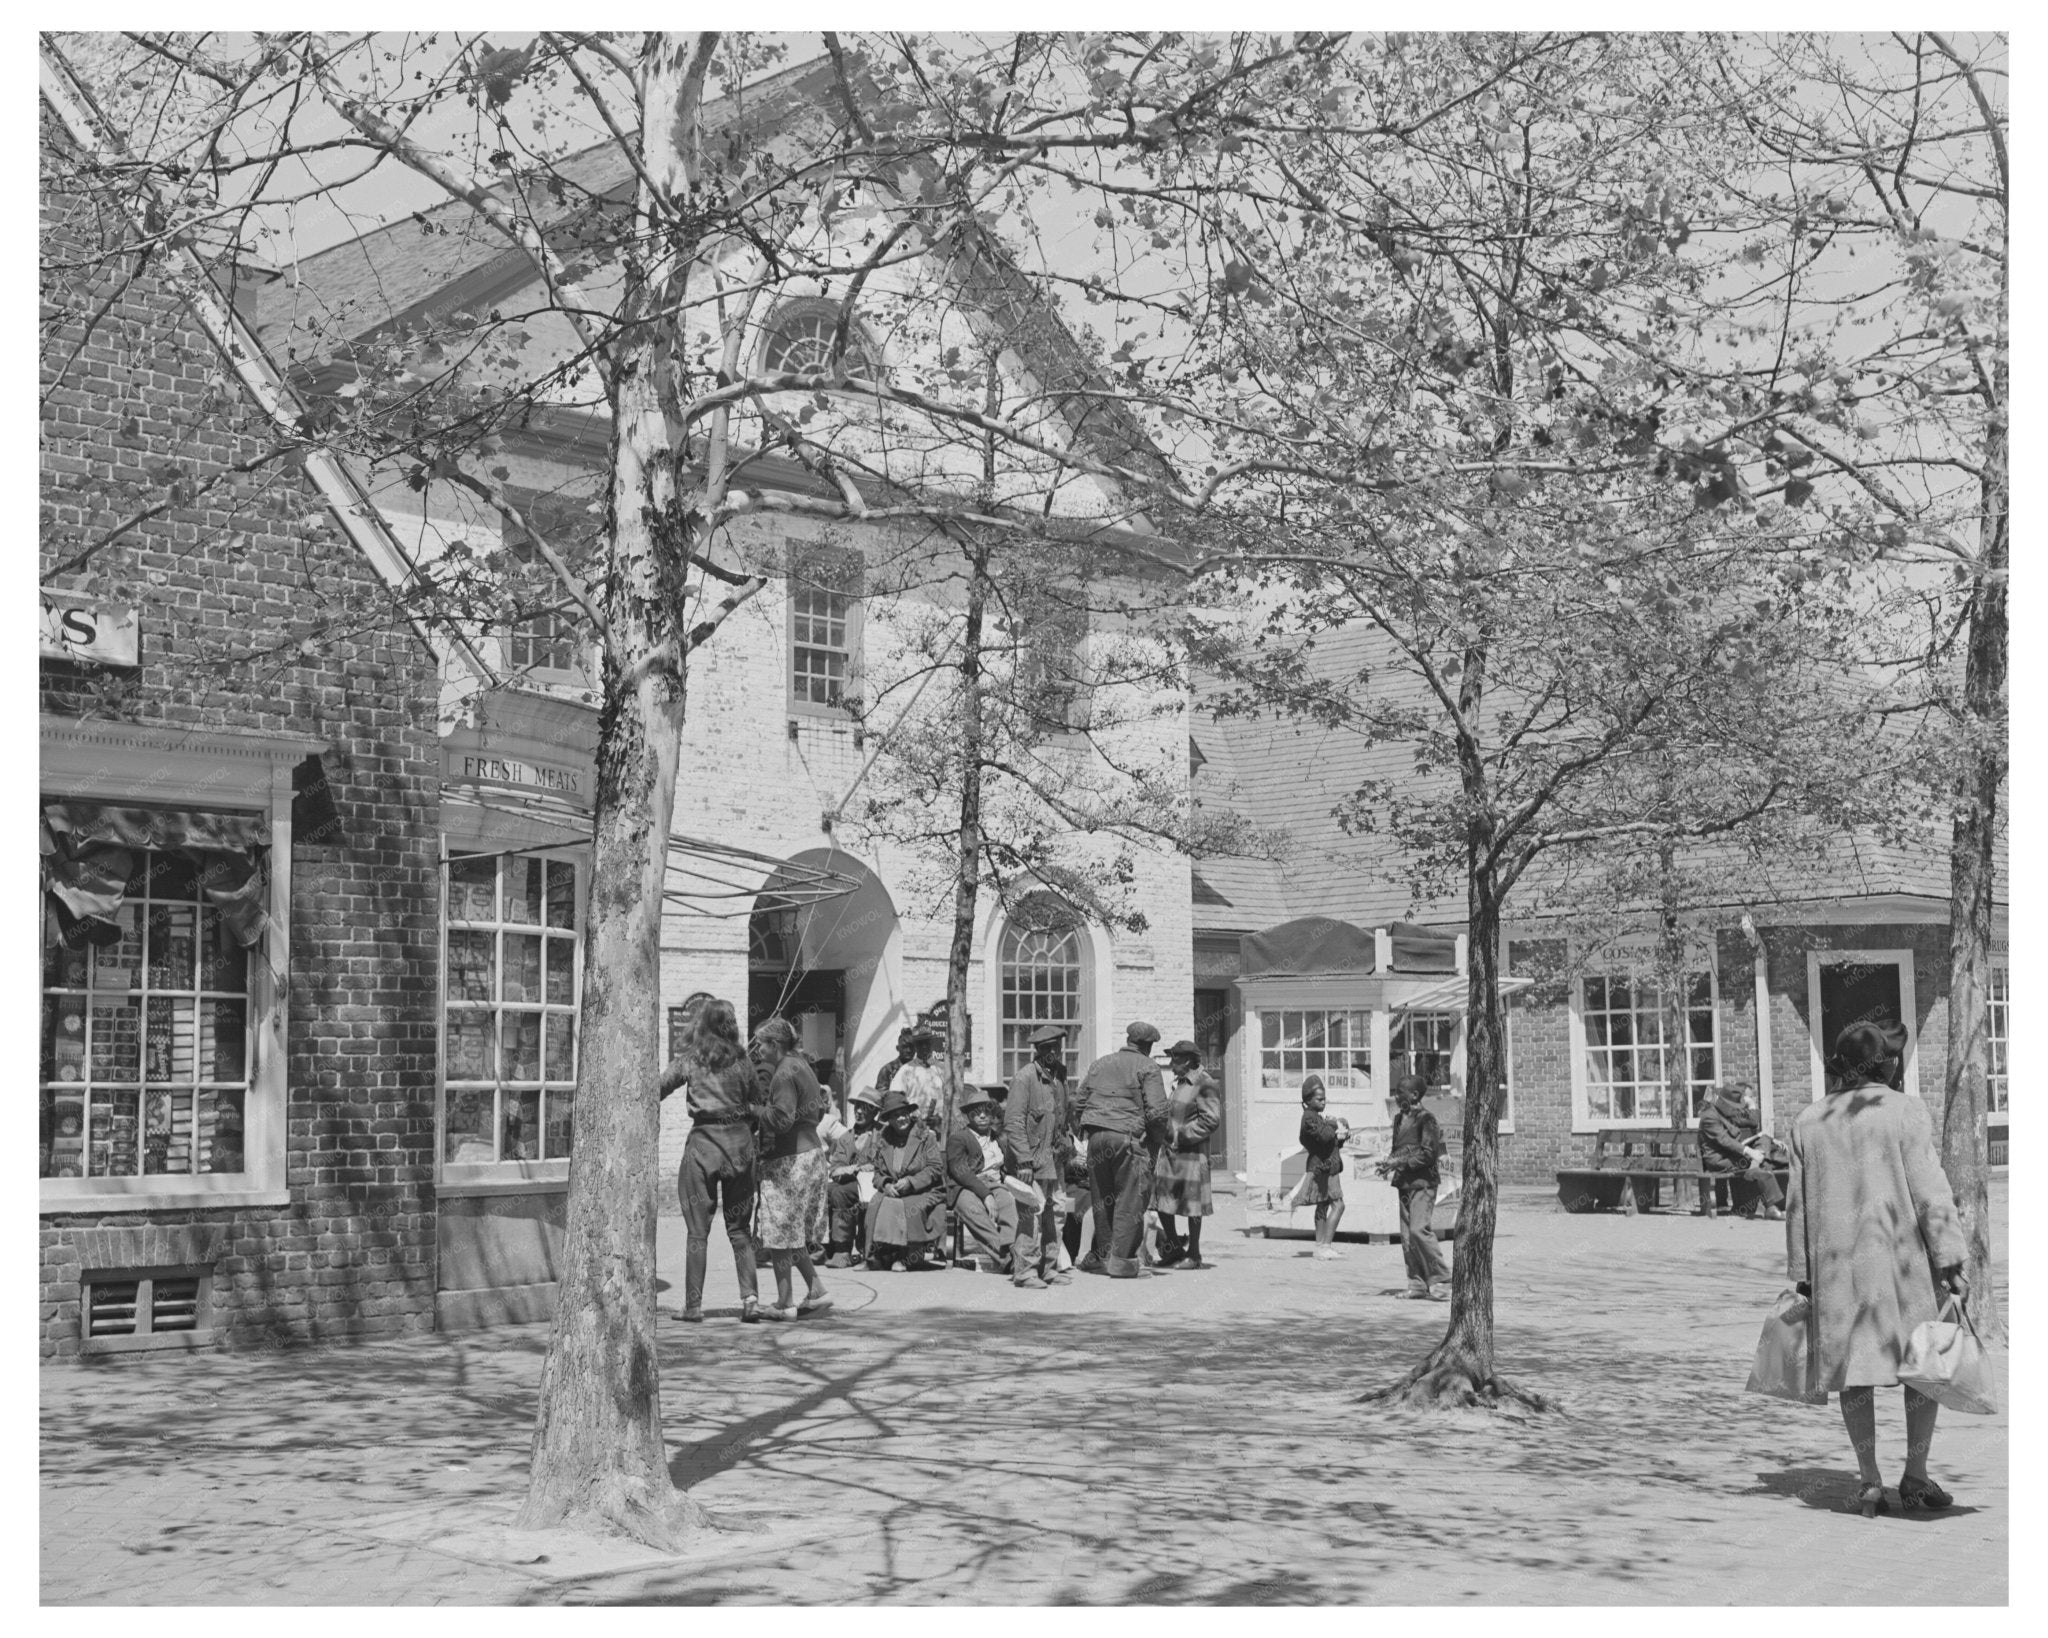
[1938,387,2008,1345]
[942,537,991,1140]
[1655,831,1691,1136]
[1366,636,1546,1412]
[518,32,715,1550]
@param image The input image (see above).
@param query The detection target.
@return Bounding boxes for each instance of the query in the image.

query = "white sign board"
[40,592,140,667]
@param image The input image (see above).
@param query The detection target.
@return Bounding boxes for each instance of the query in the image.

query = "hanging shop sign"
[39,592,140,668]
[443,748,589,801]
[441,689,598,812]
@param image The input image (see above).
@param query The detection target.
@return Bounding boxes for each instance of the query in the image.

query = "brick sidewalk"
[41,1188,2008,1605]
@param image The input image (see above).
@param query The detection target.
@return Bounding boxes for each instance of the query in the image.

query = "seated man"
[946,1087,1044,1288]
[1696,1080,1785,1219]
[865,1089,946,1270]
[824,1089,881,1268]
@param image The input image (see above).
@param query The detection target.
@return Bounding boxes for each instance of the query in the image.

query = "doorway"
[1807,949,1918,1101]
[1194,988,1232,1169]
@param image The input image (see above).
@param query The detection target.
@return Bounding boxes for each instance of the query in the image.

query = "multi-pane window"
[1259,1009,1373,1094]
[762,306,880,379]
[789,546,861,711]
[1580,970,1718,1123]
[1391,1011,1458,1089]
[41,849,250,1181]
[1000,911,1086,1082]
[504,536,582,677]
[444,854,581,1167]
[1016,606,1089,733]
[1987,965,2009,1116]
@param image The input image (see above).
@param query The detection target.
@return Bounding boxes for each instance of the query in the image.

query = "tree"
[40,29,1283,1540]
[1678,32,2009,1340]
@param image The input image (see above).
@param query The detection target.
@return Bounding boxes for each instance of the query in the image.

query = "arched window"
[999,894,1089,1082]
[761,301,881,380]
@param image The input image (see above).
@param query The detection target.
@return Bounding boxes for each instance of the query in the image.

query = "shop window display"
[444,852,581,1167]
[40,848,250,1180]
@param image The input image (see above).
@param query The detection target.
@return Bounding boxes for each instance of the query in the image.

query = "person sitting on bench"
[947,1088,1045,1288]
[1697,1080,1785,1219]
[865,1089,946,1270]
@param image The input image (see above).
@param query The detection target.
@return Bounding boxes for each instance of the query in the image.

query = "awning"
[40,801,268,949]
[440,786,863,918]
[1239,916,1377,978]
[1392,973,1535,1013]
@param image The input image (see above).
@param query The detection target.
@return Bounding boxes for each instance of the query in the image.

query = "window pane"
[449,856,496,922]
[92,907,142,993]
[505,1013,542,1081]
[209,1090,246,1174]
[546,937,575,1005]
[1261,1013,1280,1050]
[45,937,89,991]
[147,903,197,992]
[90,995,140,1082]
[503,1087,541,1161]
[545,1014,576,1082]
[445,1087,495,1163]
[447,1009,495,1082]
[144,995,187,1084]
[145,851,198,902]
[504,934,543,1004]
[198,909,245,993]
[204,1000,247,1083]
[88,1086,139,1178]
[546,862,576,928]
[448,930,496,1003]
[141,1087,184,1174]
[48,996,86,1084]
[504,857,544,925]
[544,1087,574,1160]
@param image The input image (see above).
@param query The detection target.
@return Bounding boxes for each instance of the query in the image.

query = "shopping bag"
[1899,1297,1999,1415]
[1745,1290,1827,1404]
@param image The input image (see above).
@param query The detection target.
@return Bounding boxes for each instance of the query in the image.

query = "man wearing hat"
[1152,1039,1223,1270]
[864,1088,946,1270]
[1377,1073,1451,1300]
[824,1088,882,1268]
[1070,1021,1170,1277]
[894,1026,947,1134]
[946,1087,1044,1287]
[1006,1024,1075,1285]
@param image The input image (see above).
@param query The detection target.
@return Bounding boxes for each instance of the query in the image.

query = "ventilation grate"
[80,1268,211,1350]
[150,1276,201,1332]
[86,1279,141,1339]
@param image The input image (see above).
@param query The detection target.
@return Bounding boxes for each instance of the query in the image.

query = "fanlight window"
[762,305,880,380]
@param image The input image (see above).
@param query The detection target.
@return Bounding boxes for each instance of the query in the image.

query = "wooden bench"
[1556,1127,1788,1217]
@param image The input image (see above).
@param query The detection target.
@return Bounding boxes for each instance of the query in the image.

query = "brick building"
[1190,625,2010,1192]
[38,115,444,1357]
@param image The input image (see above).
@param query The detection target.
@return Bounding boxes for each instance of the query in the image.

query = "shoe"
[1421,1283,1447,1302]
[824,1253,855,1269]
[1106,1257,1153,1279]
[798,1293,834,1317]
[1761,1207,1785,1221]
[1046,1269,1074,1285]
[1013,1272,1047,1289]
[1077,1254,1107,1276]
[1314,1248,1342,1262]
[1405,1280,1429,1298]
[680,1306,704,1322]
[740,1300,761,1325]
[1855,1481,1891,1519]
[1898,1474,1953,1511]
[1177,1257,1211,1271]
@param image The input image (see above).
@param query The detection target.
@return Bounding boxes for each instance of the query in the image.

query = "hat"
[907,1025,938,1047]
[1125,1021,1161,1046]
[1165,1038,1200,1060]
[1028,1024,1067,1047]
[957,1086,992,1113]
[1300,1074,1326,1101]
[876,1088,917,1119]
[895,1027,918,1049]
[1393,1073,1429,1099]
[850,1088,883,1110]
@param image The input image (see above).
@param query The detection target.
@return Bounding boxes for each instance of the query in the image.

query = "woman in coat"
[1152,1039,1222,1269]
[864,1089,946,1269]
[1786,1021,1969,1516]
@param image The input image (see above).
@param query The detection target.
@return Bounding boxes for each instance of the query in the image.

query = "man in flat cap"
[1005,1024,1075,1285]
[1070,1021,1170,1277]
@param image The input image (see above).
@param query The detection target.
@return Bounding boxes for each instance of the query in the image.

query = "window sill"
[1570,1116,1696,1136]
[439,1167,571,1198]
[41,1184,290,1216]
[81,1328,218,1356]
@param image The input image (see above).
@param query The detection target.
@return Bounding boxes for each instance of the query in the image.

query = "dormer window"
[761,300,881,380]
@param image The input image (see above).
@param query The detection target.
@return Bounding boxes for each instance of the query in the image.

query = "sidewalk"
[41,1186,2008,1605]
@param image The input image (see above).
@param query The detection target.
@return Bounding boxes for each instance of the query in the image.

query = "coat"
[1697,1092,1763,1175]
[1786,1084,1966,1390]
[1152,1070,1221,1216]
[944,1124,1028,1208]
[866,1122,945,1248]
[1004,1062,1070,1183]
[1072,1046,1168,1142]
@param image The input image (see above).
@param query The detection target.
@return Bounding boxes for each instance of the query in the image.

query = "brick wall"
[39,164,441,1356]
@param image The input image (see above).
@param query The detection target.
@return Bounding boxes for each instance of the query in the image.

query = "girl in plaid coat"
[1152,1040,1222,1268]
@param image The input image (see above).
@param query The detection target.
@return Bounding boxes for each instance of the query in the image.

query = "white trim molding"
[1805,947,1921,1103]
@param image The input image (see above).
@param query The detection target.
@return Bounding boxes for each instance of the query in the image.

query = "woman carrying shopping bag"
[1786,1021,1970,1517]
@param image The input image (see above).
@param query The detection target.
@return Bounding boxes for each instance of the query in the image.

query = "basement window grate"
[80,1267,213,1354]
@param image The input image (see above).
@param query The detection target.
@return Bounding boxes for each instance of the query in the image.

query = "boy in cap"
[1071,1021,1170,1277]
[1006,1024,1074,1284]
[946,1088,1044,1287]
[1378,1073,1450,1298]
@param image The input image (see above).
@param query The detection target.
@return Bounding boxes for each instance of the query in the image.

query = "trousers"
[679,1125,758,1310]
[954,1186,1038,1269]
[827,1177,864,1248]
[1399,1180,1450,1285]
[1085,1129,1151,1263]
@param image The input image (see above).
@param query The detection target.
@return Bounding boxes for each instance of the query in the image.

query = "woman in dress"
[1152,1039,1222,1269]
[750,1017,833,1321]
[1787,1020,1969,1516]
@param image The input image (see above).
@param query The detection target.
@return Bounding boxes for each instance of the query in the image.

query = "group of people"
[1294,1070,1455,1299]
[663,1008,1232,1316]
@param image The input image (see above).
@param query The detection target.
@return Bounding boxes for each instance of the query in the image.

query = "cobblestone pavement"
[41,1183,2008,1605]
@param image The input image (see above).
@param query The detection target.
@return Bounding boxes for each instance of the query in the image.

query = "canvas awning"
[1392,973,1535,1013]
[1238,916,1377,979]
[40,801,269,949]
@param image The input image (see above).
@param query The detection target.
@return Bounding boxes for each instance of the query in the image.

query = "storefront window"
[444,853,580,1167]
[41,848,250,1180]
[1259,1009,1372,1093]
[1579,970,1718,1124]
[1987,965,2008,1116]
[1391,1011,1458,1089]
